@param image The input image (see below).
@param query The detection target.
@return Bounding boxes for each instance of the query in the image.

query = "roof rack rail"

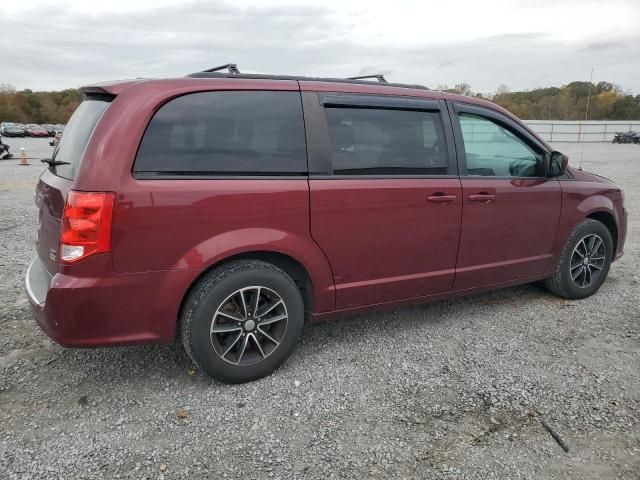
[347,74,388,84]
[185,70,428,91]
[201,63,240,74]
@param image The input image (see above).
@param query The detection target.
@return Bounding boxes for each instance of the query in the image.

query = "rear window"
[51,98,111,180]
[133,91,307,176]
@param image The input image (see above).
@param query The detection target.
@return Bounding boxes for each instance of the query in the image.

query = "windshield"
[51,98,111,179]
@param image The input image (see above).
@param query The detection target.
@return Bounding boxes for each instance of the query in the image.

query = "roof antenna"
[579,67,594,171]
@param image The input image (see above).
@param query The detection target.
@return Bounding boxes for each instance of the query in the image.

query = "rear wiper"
[41,159,70,167]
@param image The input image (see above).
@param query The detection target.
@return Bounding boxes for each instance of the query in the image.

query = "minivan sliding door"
[303,92,462,309]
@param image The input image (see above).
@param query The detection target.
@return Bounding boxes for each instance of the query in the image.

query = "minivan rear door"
[303,91,462,309]
[35,97,112,275]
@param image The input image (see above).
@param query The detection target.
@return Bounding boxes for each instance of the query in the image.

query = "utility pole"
[585,67,594,121]
[579,67,594,171]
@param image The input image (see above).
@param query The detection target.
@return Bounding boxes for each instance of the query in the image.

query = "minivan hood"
[568,167,618,187]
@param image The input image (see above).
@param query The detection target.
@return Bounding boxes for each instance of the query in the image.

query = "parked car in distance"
[0,122,14,135]
[25,69,628,383]
[26,125,50,137]
[41,124,56,136]
[2,123,26,137]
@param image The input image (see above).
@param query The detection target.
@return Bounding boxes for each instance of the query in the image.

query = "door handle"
[426,193,457,204]
[468,193,496,204]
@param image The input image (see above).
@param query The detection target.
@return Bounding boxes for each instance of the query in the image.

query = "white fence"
[523,120,640,143]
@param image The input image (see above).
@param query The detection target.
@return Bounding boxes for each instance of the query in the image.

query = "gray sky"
[2,0,639,94]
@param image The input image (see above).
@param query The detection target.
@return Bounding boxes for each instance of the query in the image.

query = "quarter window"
[458,113,544,177]
[134,91,307,175]
[324,108,448,175]
[51,98,111,180]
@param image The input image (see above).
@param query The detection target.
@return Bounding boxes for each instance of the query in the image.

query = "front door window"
[458,113,544,177]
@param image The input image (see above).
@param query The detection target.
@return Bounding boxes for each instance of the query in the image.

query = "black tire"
[181,260,304,383]
[544,219,613,299]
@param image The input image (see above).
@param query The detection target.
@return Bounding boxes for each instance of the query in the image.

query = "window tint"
[51,98,111,180]
[324,108,448,175]
[134,91,307,175]
[459,113,544,177]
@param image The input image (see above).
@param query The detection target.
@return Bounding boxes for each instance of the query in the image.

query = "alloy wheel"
[570,234,606,288]
[210,286,288,366]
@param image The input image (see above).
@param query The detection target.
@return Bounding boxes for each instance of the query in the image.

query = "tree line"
[0,84,80,125]
[1,81,639,124]
[438,81,640,120]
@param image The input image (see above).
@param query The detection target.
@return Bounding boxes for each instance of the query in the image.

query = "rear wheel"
[181,260,304,383]
[544,219,613,299]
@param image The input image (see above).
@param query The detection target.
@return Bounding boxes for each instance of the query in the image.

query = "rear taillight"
[60,191,116,263]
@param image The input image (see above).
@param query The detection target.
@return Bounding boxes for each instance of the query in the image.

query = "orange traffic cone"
[19,147,30,166]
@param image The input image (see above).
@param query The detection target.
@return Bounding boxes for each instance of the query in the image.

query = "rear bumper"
[25,258,56,342]
[25,255,194,347]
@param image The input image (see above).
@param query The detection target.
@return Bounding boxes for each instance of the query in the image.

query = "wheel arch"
[176,250,318,340]
[585,210,618,255]
[548,193,620,275]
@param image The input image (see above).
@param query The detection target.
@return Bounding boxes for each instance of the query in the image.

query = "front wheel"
[544,219,613,299]
[181,260,305,383]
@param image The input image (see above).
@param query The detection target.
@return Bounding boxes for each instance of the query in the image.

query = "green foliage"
[609,95,640,120]
[439,81,640,120]
[0,88,81,124]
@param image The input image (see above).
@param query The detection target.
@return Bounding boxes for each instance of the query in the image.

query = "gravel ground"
[0,139,639,479]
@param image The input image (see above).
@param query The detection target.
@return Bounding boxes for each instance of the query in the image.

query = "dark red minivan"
[26,67,627,383]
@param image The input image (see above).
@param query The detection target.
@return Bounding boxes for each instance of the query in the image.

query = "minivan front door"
[303,92,462,309]
[450,103,561,290]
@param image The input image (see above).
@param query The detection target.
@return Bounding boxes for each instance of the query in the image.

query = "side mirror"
[548,151,568,177]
